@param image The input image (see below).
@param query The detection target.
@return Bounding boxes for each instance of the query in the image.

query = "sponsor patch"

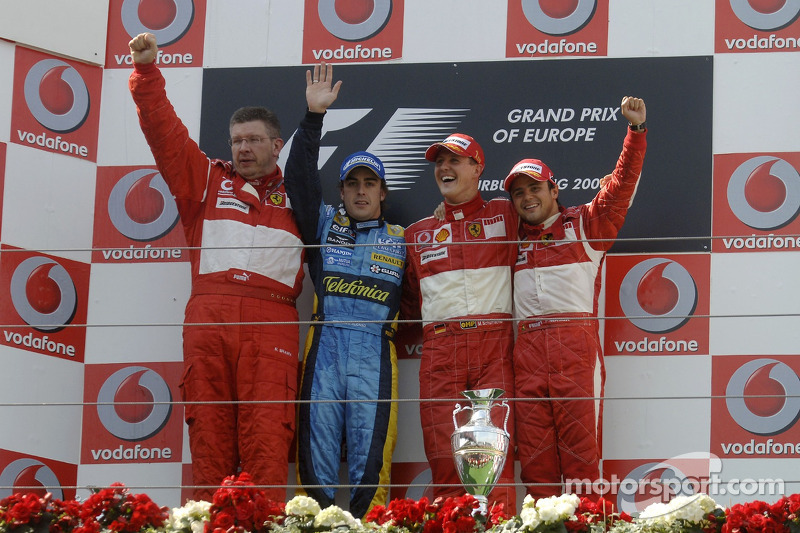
[325,246,353,258]
[325,255,352,268]
[459,320,477,329]
[435,228,451,243]
[420,247,448,265]
[387,224,404,237]
[371,252,404,268]
[326,233,355,246]
[370,264,400,279]
[216,197,249,214]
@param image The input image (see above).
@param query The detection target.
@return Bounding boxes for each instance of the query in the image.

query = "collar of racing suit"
[443,193,486,221]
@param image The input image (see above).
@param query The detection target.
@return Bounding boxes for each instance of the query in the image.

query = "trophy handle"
[452,402,474,429]
[499,399,510,434]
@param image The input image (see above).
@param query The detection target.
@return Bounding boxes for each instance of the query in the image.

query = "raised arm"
[283,63,342,244]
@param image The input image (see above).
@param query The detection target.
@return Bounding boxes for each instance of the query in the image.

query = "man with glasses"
[128,32,304,501]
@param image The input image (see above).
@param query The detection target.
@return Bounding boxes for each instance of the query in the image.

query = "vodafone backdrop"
[1,0,800,511]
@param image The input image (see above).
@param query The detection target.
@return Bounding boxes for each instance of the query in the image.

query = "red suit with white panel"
[129,63,304,501]
[401,195,517,509]
[512,129,646,498]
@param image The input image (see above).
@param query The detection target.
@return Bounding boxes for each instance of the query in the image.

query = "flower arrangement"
[3,474,800,533]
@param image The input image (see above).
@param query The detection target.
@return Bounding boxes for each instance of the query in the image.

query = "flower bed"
[1,473,798,533]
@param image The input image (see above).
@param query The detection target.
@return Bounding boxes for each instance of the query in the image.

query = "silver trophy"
[451,388,510,515]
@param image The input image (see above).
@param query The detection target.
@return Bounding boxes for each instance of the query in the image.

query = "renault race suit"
[129,62,305,501]
[283,111,404,517]
[401,195,517,510]
[512,128,646,498]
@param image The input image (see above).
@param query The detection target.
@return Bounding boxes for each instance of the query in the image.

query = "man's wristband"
[629,122,646,132]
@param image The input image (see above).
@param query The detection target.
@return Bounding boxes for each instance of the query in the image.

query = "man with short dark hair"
[128,32,304,501]
[283,63,404,517]
[400,133,517,511]
[506,96,647,498]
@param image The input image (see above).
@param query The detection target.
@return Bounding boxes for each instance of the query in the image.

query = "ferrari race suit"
[129,63,305,501]
[401,195,517,510]
[283,112,403,517]
[512,128,647,498]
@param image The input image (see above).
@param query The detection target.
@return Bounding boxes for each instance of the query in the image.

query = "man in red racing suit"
[504,97,647,498]
[128,33,304,501]
[401,134,516,511]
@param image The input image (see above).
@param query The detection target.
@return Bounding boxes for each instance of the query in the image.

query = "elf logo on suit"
[108,169,180,241]
[23,59,89,134]
[618,258,697,334]
[0,459,63,500]
[10,257,77,332]
[96,366,173,441]
[729,0,800,30]
[727,155,800,230]
[726,358,800,435]
[120,0,195,45]
[520,0,596,35]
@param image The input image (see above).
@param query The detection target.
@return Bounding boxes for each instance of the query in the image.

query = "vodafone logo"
[726,358,800,435]
[521,0,596,35]
[97,366,173,441]
[10,257,77,332]
[23,59,89,133]
[619,258,697,333]
[730,0,800,30]
[617,461,694,514]
[726,156,800,230]
[317,0,392,41]
[108,169,179,241]
[0,459,63,499]
[120,0,194,45]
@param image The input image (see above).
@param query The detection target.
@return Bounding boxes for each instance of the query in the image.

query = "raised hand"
[129,32,158,65]
[306,62,342,114]
[621,96,646,126]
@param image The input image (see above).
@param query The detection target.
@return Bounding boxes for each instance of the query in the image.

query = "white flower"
[519,506,541,529]
[165,500,211,533]
[521,494,537,510]
[313,506,360,529]
[639,494,718,526]
[286,495,322,517]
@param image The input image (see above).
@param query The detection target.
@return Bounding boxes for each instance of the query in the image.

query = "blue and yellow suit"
[283,111,404,517]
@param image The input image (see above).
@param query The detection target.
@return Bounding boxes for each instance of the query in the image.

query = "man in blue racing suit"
[283,63,404,518]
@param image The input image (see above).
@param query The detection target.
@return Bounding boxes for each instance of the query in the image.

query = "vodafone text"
[113,51,193,66]
[90,445,173,461]
[723,234,800,250]
[724,34,800,51]
[101,245,183,261]
[404,344,422,357]
[613,337,699,354]
[311,45,392,61]
[721,439,800,457]
[3,330,75,357]
[514,40,598,55]
[17,130,88,157]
